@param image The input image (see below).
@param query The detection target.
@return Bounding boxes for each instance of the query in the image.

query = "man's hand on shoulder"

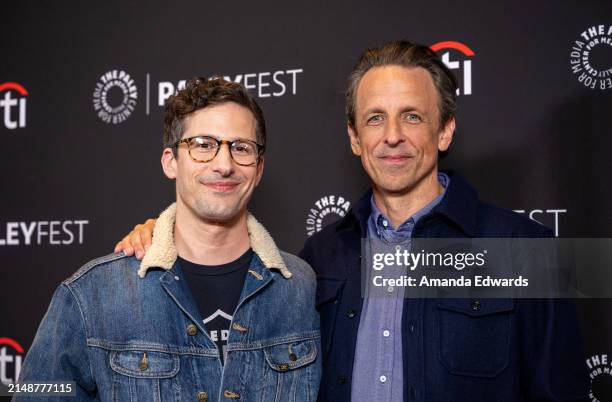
[114,218,157,260]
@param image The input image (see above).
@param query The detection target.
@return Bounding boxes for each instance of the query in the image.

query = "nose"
[210,143,234,177]
[383,117,404,147]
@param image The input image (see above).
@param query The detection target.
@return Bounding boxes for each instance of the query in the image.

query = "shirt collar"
[339,171,479,238]
[369,172,450,241]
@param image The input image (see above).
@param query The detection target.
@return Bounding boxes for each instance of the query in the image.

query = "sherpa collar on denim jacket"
[138,203,292,279]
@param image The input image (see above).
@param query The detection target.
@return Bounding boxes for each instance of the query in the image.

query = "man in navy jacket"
[117,41,589,401]
[298,41,588,401]
[300,177,588,401]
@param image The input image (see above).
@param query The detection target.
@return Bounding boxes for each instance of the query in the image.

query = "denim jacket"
[17,204,321,401]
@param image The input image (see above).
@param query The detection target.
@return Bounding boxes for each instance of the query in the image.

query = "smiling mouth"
[204,182,240,192]
[380,155,412,163]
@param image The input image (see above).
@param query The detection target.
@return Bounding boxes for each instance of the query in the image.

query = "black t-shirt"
[178,248,253,364]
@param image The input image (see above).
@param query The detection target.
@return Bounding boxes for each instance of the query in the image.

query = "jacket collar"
[431,171,478,236]
[138,203,292,279]
[340,170,479,237]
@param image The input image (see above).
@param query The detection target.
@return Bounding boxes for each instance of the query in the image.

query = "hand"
[114,219,157,260]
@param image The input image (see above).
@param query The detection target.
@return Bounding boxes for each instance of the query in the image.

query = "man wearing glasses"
[16,77,321,401]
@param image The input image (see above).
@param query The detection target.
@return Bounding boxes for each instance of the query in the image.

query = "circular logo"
[92,70,138,124]
[570,25,612,90]
[305,195,351,236]
[587,354,612,402]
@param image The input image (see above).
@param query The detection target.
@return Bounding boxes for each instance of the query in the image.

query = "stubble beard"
[190,194,244,224]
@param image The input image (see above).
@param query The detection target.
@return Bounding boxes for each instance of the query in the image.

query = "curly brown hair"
[163,76,266,156]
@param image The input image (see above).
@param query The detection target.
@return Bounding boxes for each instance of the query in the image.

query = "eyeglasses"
[172,135,265,166]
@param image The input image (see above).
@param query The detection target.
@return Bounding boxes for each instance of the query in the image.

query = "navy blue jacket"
[300,172,589,402]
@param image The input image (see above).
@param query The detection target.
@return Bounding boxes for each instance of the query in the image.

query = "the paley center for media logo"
[431,41,475,96]
[570,24,612,90]
[586,353,612,402]
[0,82,28,129]
[92,68,304,124]
[92,70,138,124]
[306,195,351,236]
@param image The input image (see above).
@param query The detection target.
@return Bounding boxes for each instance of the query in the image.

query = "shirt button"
[382,220,388,227]
[380,375,387,383]
[471,300,482,311]
[410,324,415,333]
[383,330,390,337]
[174,275,180,281]
[337,376,347,384]
[387,286,394,293]
[186,324,198,336]
[346,309,356,318]
[197,391,208,401]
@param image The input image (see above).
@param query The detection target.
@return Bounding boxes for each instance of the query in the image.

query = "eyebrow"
[190,134,258,142]
[362,107,386,116]
[362,105,425,117]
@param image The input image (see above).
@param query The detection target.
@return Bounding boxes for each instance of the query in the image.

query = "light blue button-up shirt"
[351,173,449,402]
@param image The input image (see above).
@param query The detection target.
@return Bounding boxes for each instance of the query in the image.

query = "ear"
[254,156,265,186]
[347,123,362,156]
[437,117,456,152]
[161,148,177,179]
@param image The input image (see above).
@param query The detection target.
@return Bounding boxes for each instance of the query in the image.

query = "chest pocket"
[264,339,318,371]
[260,338,319,402]
[110,350,180,401]
[436,299,514,378]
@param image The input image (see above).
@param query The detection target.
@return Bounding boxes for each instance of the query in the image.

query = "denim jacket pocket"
[264,339,318,371]
[436,299,514,378]
[110,350,180,401]
[260,339,319,402]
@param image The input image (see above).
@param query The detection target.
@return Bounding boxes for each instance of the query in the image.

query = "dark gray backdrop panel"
[2,1,611,400]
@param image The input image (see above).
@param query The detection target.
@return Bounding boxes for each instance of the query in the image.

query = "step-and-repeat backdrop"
[2,1,612,399]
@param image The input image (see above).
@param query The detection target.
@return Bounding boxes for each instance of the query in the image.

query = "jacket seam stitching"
[63,252,126,284]
[63,283,96,387]
[227,332,321,351]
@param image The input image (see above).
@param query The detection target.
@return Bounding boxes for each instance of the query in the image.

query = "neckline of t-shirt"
[178,248,254,276]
